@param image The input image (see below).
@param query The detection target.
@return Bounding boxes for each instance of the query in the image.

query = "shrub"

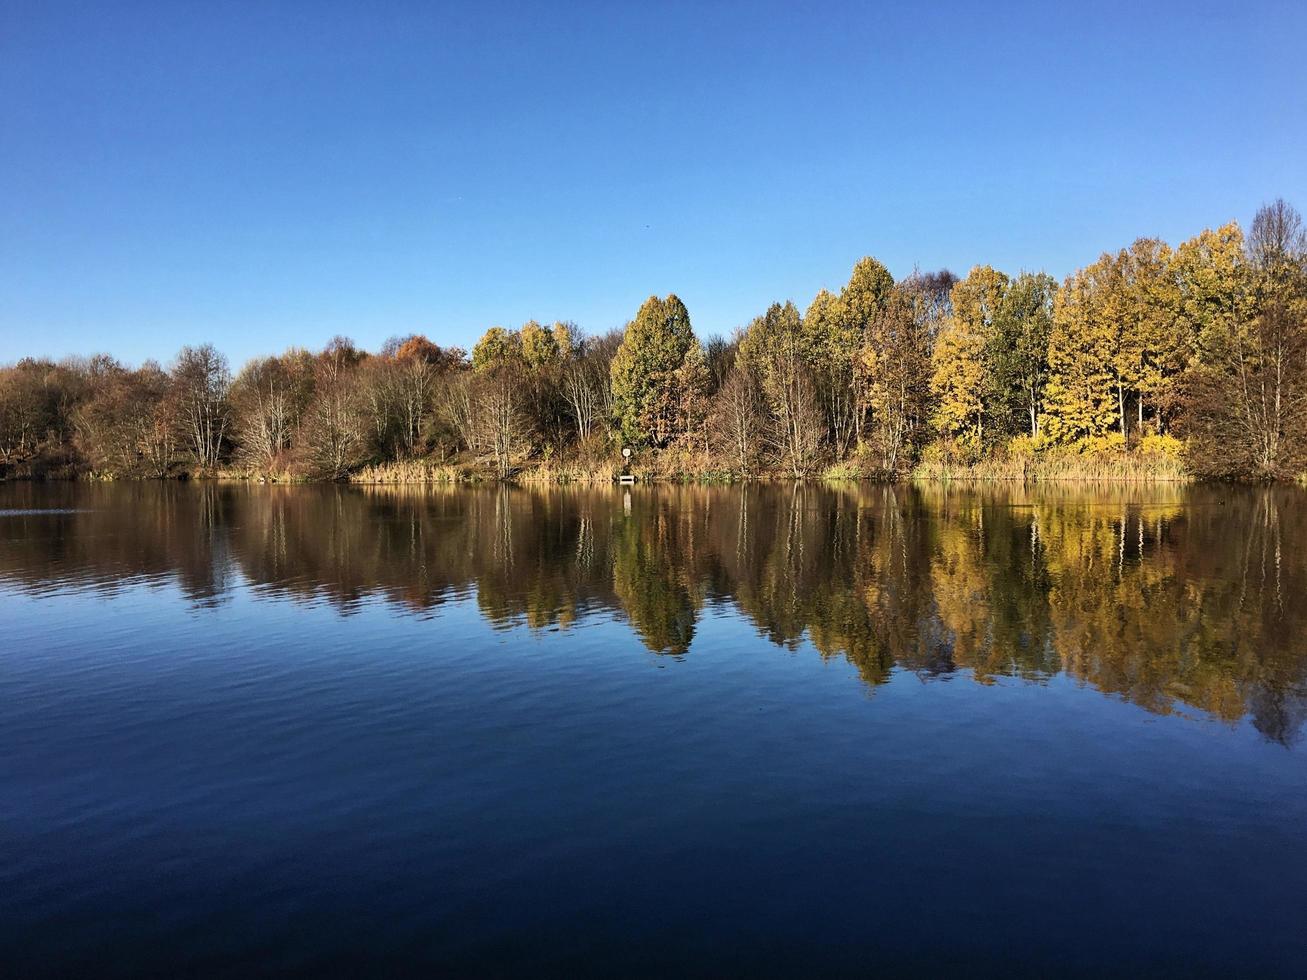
[1078,432,1127,455]
[1138,433,1185,460]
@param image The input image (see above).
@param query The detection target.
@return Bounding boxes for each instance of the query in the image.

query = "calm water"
[2,482,1306,977]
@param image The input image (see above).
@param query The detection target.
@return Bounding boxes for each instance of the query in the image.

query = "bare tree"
[438,369,478,456]
[709,367,764,475]
[703,333,738,391]
[740,303,825,477]
[230,352,313,470]
[74,361,176,476]
[861,287,933,472]
[1188,199,1307,478]
[391,355,437,456]
[560,332,613,443]
[0,361,55,466]
[171,344,231,469]
[298,370,367,480]
[473,372,529,478]
[766,368,824,478]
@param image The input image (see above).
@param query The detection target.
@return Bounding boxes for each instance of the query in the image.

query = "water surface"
[2,482,1305,976]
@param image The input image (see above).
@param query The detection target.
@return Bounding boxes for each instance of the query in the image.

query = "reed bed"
[348,461,470,484]
[912,451,1189,484]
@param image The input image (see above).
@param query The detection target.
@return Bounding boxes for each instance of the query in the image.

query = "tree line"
[2,198,1304,482]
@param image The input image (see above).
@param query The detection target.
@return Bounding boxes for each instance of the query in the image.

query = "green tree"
[519,320,561,370]
[609,294,695,447]
[471,326,523,373]
[989,272,1055,438]
[674,337,712,452]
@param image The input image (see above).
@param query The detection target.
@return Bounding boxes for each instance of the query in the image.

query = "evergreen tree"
[609,295,695,446]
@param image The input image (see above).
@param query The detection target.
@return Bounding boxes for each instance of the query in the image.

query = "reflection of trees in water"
[1,481,1305,742]
[612,494,705,654]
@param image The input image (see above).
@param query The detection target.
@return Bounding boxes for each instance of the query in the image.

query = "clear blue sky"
[2,0,1304,367]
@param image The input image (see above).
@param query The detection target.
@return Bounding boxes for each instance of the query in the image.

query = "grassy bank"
[4,457,1200,486]
[0,439,1238,487]
[347,461,471,484]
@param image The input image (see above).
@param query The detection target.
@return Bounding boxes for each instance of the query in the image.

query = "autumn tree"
[803,289,854,456]
[835,257,895,447]
[674,337,712,454]
[861,282,933,471]
[931,265,1009,452]
[1175,223,1249,360]
[471,326,522,372]
[519,321,569,451]
[519,320,560,369]
[1041,261,1122,446]
[1186,201,1307,477]
[1120,239,1186,433]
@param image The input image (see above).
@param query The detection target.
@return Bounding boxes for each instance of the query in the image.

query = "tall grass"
[348,461,471,484]
[199,442,1193,487]
[912,450,1189,484]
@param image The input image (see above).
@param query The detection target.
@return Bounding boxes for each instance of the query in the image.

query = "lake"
[2,481,1305,976]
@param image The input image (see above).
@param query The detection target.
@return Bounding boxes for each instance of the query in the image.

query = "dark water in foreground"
[2,482,1306,977]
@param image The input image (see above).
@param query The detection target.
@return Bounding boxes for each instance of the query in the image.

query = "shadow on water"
[2,479,1305,744]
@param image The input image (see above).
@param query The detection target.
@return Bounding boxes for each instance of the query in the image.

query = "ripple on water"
[1,481,1307,976]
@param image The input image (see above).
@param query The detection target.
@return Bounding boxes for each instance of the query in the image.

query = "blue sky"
[2,0,1304,367]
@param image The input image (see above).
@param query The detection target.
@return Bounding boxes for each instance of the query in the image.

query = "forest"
[2,199,1304,483]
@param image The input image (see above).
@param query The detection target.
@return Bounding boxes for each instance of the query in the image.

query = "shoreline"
[9,444,1302,487]
[0,465,1247,487]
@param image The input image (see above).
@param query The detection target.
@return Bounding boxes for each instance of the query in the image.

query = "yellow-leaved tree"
[1041,262,1120,446]
[931,265,1008,453]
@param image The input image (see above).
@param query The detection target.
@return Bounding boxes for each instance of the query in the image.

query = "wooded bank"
[3,200,1304,485]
